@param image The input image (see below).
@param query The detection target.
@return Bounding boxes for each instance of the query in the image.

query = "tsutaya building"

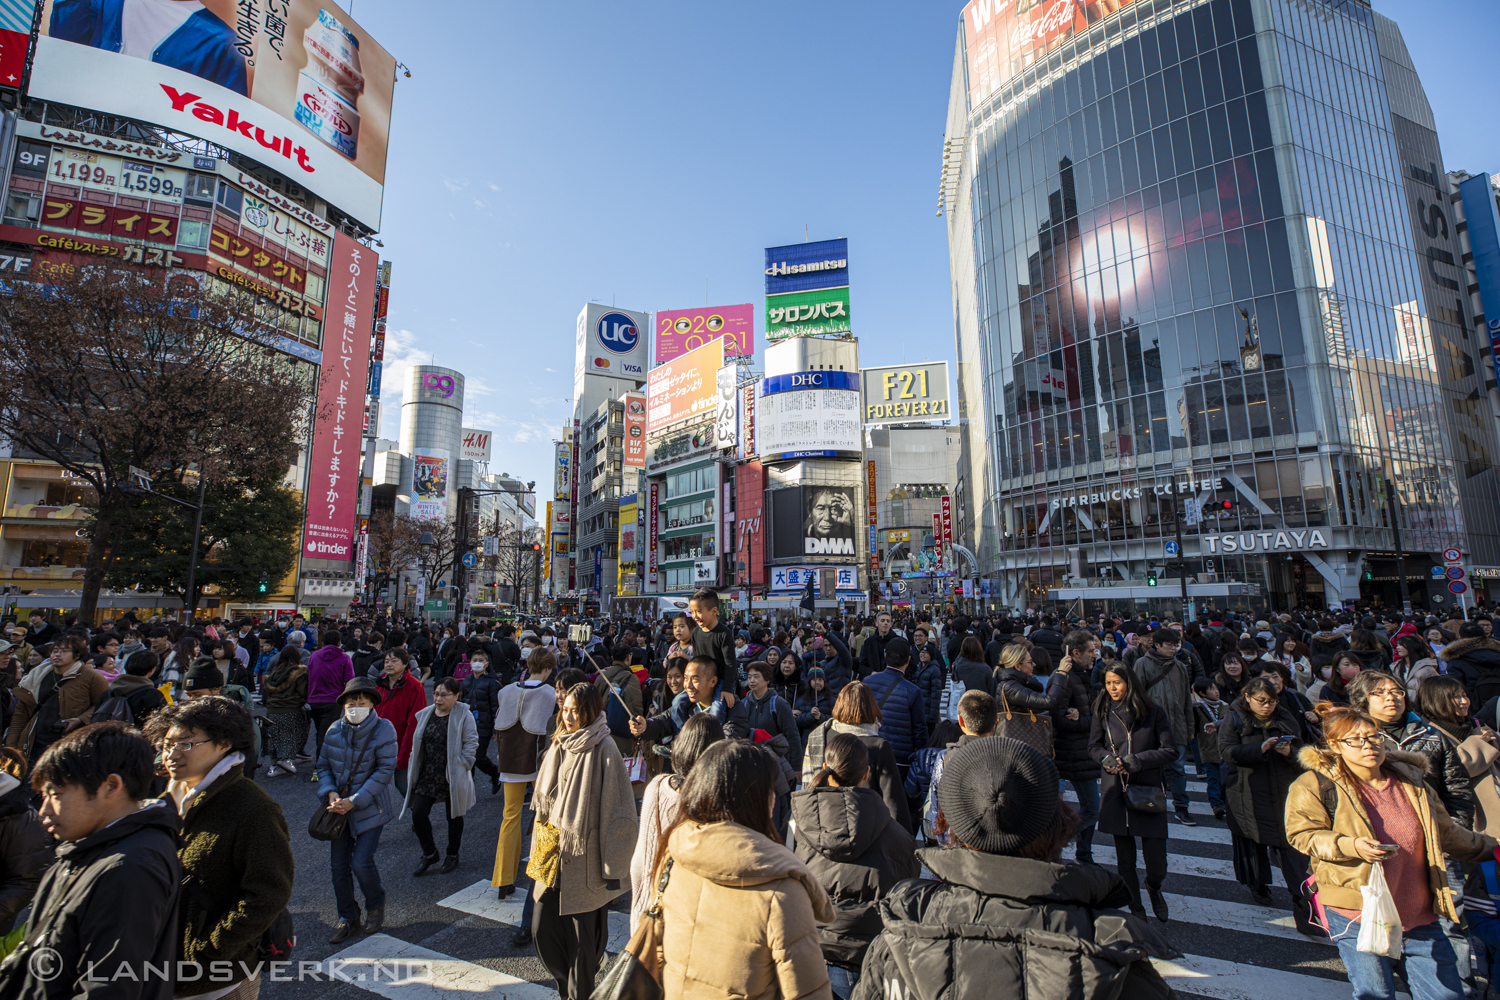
[942,0,1500,615]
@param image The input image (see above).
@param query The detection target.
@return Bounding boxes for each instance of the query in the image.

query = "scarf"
[532,714,610,856]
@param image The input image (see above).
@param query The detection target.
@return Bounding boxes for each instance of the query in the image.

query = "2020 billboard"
[30,0,395,229]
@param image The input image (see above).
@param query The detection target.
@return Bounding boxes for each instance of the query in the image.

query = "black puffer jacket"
[853,847,1178,1000]
[1028,626,1066,667]
[1379,711,1474,829]
[1050,668,1099,781]
[951,656,996,696]
[996,667,1069,714]
[0,775,51,933]
[1441,636,1500,708]
[789,785,919,968]
[1219,705,1304,847]
[461,670,502,741]
[908,660,945,733]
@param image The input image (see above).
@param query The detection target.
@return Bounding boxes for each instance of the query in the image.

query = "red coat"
[375,669,428,768]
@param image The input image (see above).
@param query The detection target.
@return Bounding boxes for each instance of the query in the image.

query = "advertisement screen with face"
[411,449,449,519]
[804,486,857,559]
[31,0,395,228]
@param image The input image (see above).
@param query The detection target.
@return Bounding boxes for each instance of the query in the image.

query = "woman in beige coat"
[530,682,637,999]
[659,740,834,1000]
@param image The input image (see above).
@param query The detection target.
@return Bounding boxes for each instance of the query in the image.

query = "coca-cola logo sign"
[1009,0,1082,53]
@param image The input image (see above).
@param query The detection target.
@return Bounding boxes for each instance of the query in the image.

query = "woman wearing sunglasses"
[1286,703,1496,1000]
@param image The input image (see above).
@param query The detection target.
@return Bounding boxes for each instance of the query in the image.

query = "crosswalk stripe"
[1153,952,1348,1000]
[1090,843,1236,882]
[1063,790,1217,818]
[1069,822,1232,846]
[325,931,558,1000]
[1156,891,1334,947]
[438,879,631,952]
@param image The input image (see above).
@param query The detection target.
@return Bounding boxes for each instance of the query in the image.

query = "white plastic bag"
[1356,860,1404,958]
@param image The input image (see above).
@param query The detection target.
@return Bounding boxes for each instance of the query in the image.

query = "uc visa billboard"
[576,303,648,385]
[765,238,850,341]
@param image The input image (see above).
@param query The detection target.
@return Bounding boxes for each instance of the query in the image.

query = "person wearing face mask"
[461,651,502,796]
[401,678,478,877]
[374,648,427,797]
[316,677,398,943]
[1323,651,1366,707]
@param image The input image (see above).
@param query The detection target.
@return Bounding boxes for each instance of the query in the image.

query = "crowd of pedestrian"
[0,598,1494,998]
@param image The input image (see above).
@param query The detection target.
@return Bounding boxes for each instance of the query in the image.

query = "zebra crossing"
[318,773,1358,1000]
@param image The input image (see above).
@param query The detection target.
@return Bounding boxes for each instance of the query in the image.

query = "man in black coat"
[859,612,900,679]
[0,722,180,1000]
[1051,629,1102,863]
[1441,623,1500,707]
[1028,615,1066,668]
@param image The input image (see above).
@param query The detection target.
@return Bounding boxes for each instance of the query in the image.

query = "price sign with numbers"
[49,147,186,203]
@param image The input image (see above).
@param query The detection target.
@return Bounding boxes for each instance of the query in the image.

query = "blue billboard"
[764,238,849,295]
[1459,174,1500,389]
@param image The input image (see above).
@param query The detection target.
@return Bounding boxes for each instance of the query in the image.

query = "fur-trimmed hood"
[1296,742,1430,781]
[1438,635,1500,663]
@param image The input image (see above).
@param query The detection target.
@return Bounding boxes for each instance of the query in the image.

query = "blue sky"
[351,0,1499,498]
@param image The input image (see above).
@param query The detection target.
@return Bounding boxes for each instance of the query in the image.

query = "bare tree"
[363,509,420,608]
[0,267,315,620]
[408,514,458,592]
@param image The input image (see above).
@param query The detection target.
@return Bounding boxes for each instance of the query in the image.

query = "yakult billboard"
[963,0,1144,111]
[301,231,376,559]
[31,0,395,228]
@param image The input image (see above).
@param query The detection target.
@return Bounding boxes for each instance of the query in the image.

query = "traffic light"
[1214,498,1236,515]
[532,543,541,553]
[257,574,268,594]
[1147,571,1158,587]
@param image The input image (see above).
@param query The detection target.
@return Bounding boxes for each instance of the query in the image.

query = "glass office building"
[944,0,1500,616]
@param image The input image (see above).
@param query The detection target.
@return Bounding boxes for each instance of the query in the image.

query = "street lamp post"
[417,530,434,619]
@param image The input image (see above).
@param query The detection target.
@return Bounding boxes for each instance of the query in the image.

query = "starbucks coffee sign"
[1202,529,1331,554]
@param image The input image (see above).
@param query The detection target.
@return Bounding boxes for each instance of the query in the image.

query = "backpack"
[1301,772,1344,934]
[93,693,135,726]
[603,673,636,740]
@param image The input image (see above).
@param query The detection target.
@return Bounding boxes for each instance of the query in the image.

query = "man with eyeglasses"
[147,698,292,1000]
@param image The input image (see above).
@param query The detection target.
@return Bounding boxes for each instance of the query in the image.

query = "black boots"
[413,852,440,876]
[439,855,460,874]
[329,916,361,944]
[1292,895,1326,938]
[1148,887,1170,922]
[1250,884,1274,907]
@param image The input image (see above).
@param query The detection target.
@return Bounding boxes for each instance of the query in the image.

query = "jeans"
[1205,761,1224,810]
[1166,743,1190,813]
[1068,778,1100,861]
[330,824,384,923]
[1326,909,1463,1000]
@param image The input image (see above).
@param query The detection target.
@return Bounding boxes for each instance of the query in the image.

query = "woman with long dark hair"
[1214,653,1250,703]
[529,682,637,999]
[629,713,723,932]
[1088,663,1177,920]
[1398,635,1442,704]
[659,741,834,999]
[1219,676,1319,933]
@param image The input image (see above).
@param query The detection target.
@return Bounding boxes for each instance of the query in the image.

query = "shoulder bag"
[1108,709,1166,813]
[994,685,1054,758]
[308,726,368,842]
[591,858,673,1000]
[527,821,562,890]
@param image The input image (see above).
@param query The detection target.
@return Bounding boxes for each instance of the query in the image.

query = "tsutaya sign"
[1203,529,1331,554]
[1050,474,1225,510]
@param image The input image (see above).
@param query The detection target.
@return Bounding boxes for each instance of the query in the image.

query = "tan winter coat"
[1285,745,1495,921]
[1431,724,1500,840]
[661,820,834,1000]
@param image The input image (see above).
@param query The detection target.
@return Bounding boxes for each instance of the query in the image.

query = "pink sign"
[301,231,376,560]
[655,304,754,363]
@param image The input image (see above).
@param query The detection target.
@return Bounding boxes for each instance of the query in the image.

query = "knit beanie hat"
[183,659,225,692]
[937,737,1060,854]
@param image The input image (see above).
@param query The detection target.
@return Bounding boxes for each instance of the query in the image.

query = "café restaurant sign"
[1050,473,1225,510]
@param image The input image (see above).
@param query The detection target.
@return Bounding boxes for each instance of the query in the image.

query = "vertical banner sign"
[623,392,646,468]
[569,419,580,591]
[354,525,368,594]
[740,383,757,460]
[301,232,376,559]
[714,365,738,449]
[941,495,953,576]
[1458,173,1500,389]
[648,482,660,586]
[867,461,879,580]
[593,546,602,595]
[554,441,571,500]
[543,501,553,579]
[933,512,944,571]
